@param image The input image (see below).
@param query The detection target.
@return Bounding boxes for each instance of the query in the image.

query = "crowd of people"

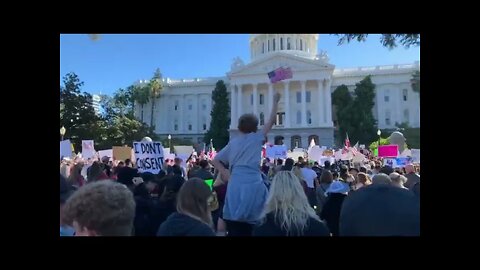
[60,93,420,237]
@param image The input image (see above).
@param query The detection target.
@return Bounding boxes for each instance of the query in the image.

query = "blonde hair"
[262,171,320,235]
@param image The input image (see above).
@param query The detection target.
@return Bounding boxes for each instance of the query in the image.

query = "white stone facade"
[134,34,420,149]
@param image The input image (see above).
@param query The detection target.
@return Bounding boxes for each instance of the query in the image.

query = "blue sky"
[60,34,420,95]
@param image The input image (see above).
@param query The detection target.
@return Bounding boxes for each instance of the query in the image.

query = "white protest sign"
[164,152,176,161]
[60,139,72,160]
[352,153,367,163]
[293,148,305,153]
[287,151,304,161]
[399,149,412,157]
[173,145,194,155]
[411,149,420,163]
[319,156,335,166]
[308,146,323,162]
[82,140,96,159]
[265,145,287,159]
[133,141,164,174]
[98,149,113,159]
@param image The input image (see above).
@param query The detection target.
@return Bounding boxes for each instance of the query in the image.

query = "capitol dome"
[249,34,319,61]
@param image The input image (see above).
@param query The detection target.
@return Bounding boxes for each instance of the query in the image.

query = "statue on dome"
[317,50,330,63]
[231,57,245,70]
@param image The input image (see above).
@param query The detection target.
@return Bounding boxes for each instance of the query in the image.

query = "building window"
[259,112,265,125]
[250,94,253,105]
[296,92,301,103]
[385,110,391,126]
[268,40,270,52]
[188,104,192,110]
[306,91,311,103]
[404,109,409,123]
[174,101,179,110]
[297,110,301,124]
[202,103,206,110]
[188,124,192,131]
[203,124,207,130]
[307,110,312,124]
[262,42,265,53]
[287,38,291,50]
[300,39,303,50]
[276,112,285,125]
[259,94,264,105]
[273,39,276,51]
[403,89,408,101]
[280,38,283,50]
[384,90,390,102]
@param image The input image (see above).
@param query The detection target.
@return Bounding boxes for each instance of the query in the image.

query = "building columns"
[284,82,290,128]
[230,84,236,129]
[253,84,258,116]
[301,81,307,126]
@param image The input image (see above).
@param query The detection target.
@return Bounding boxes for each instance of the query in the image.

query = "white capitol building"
[134,34,420,149]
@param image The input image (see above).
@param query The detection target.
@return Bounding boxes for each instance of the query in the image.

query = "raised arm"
[263,93,281,135]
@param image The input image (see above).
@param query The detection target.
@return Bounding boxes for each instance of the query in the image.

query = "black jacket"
[117,167,139,186]
[253,213,330,236]
[320,193,347,236]
[157,212,215,236]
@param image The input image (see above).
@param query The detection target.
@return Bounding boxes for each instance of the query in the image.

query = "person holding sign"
[211,93,281,236]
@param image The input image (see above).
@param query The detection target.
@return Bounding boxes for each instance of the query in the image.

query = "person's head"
[357,172,372,186]
[101,156,109,164]
[389,172,407,188]
[237,113,258,134]
[380,165,394,175]
[140,172,158,192]
[199,159,210,170]
[263,171,319,234]
[174,158,182,166]
[298,157,304,163]
[298,162,306,168]
[276,159,283,166]
[326,180,350,195]
[282,158,295,171]
[62,181,135,236]
[340,165,349,175]
[372,173,392,185]
[339,184,420,236]
[349,167,359,178]
[176,178,213,226]
[87,161,104,182]
[332,171,339,180]
[67,163,83,185]
[324,160,331,169]
[359,166,367,174]
[117,161,125,168]
[171,165,183,176]
[320,170,333,184]
[125,159,132,167]
[405,164,415,174]
[313,162,319,167]
[161,175,185,202]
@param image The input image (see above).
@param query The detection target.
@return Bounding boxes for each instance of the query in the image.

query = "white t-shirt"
[300,167,317,188]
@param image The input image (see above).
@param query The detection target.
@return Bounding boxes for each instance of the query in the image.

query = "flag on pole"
[351,141,359,156]
[268,67,293,83]
[342,133,350,154]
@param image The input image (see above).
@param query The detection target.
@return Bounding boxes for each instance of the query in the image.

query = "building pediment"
[228,52,334,78]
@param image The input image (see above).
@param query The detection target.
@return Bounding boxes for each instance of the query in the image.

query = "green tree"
[204,80,230,150]
[132,85,150,122]
[334,34,420,49]
[60,72,102,150]
[332,76,378,146]
[147,68,163,128]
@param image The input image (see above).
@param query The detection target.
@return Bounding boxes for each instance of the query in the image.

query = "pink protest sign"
[378,145,399,157]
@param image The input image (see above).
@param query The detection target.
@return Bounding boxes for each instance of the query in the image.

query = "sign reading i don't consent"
[133,141,164,174]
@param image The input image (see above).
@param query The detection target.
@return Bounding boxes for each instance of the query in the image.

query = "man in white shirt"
[299,162,318,208]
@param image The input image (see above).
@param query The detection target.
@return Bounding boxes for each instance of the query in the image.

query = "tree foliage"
[204,80,230,150]
[334,34,420,49]
[411,70,420,93]
[332,76,378,146]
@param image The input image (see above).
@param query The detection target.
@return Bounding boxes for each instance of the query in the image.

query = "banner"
[378,145,399,158]
[383,157,412,168]
[268,67,293,83]
[265,145,287,159]
[98,149,113,159]
[60,139,72,160]
[133,141,164,174]
[112,146,132,161]
[81,140,95,159]
[411,149,420,163]
[307,146,323,162]
[352,152,367,163]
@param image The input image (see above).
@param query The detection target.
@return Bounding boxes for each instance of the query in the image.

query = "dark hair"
[125,159,132,165]
[62,181,135,236]
[161,175,185,202]
[176,178,212,225]
[172,165,183,176]
[320,170,333,184]
[314,162,319,166]
[118,161,125,166]
[282,158,295,171]
[276,159,283,166]
[199,160,209,169]
[237,113,258,133]
[360,167,367,173]
[324,160,331,168]
[87,161,104,182]
[332,171,339,179]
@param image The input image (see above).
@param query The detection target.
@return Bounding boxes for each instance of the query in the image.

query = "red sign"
[378,145,399,157]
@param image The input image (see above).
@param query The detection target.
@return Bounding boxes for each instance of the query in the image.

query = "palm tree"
[148,68,163,128]
[132,85,150,122]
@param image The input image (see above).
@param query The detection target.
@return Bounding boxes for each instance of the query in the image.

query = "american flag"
[268,67,293,83]
[342,133,350,154]
[351,142,359,156]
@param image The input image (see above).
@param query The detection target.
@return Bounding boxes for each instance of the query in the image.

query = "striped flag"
[268,67,293,83]
[351,141,359,156]
[342,133,350,154]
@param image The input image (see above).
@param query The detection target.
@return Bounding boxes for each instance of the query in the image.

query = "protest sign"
[352,152,366,163]
[395,157,411,167]
[266,145,288,159]
[378,145,399,158]
[113,146,133,161]
[308,146,323,162]
[319,156,335,166]
[60,139,72,160]
[173,145,194,155]
[98,149,113,159]
[287,151,304,161]
[133,141,164,174]
[411,149,420,163]
[81,140,95,159]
